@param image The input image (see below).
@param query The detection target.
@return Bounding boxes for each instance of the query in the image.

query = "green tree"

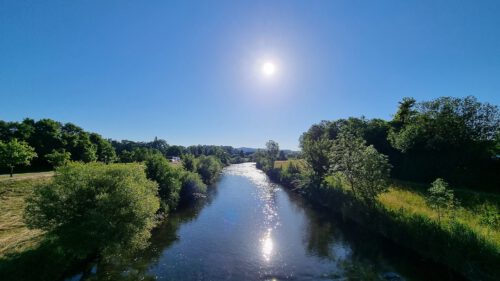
[131,147,159,162]
[392,97,417,127]
[356,145,391,202]
[427,178,457,222]
[24,162,160,257]
[30,119,63,154]
[0,139,37,177]
[45,149,71,168]
[180,171,207,204]
[388,96,500,186]
[196,155,222,185]
[145,154,183,212]
[166,145,185,157]
[266,140,280,164]
[90,133,117,164]
[76,134,97,162]
[119,150,134,163]
[182,154,197,172]
[330,133,390,203]
[300,133,332,180]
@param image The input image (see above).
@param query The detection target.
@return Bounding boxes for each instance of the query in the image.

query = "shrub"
[330,133,391,203]
[180,171,207,204]
[45,149,71,168]
[196,155,222,185]
[427,178,457,222]
[24,162,160,258]
[145,154,183,212]
[181,154,197,172]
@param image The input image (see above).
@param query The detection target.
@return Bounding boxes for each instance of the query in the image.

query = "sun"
[261,61,276,77]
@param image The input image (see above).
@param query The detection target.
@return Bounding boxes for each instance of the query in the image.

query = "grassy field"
[0,174,53,257]
[274,159,307,169]
[378,182,500,249]
[0,171,54,182]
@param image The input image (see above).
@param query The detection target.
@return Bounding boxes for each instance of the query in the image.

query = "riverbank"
[0,156,223,281]
[262,160,500,281]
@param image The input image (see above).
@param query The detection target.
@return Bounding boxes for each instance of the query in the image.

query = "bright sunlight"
[261,61,276,77]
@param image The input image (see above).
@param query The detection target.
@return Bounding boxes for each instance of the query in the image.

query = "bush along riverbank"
[258,159,500,281]
[0,154,224,281]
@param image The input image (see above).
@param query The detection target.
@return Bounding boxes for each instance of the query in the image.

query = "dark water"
[68,163,462,281]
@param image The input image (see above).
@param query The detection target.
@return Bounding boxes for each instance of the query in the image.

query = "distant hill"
[237,147,258,153]
[236,147,299,154]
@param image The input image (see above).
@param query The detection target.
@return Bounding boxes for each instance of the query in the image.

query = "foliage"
[44,149,71,168]
[181,154,197,172]
[330,133,391,203]
[479,203,500,234]
[24,162,160,258]
[300,126,333,179]
[196,155,222,185]
[298,96,499,190]
[89,133,116,164]
[265,140,280,164]
[119,147,161,163]
[0,139,37,177]
[0,119,116,171]
[179,171,207,204]
[185,145,238,165]
[426,178,457,222]
[145,154,183,212]
[388,96,500,187]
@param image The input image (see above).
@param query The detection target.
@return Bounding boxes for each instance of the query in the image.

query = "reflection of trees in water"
[282,187,465,281]
[74,192,213,281]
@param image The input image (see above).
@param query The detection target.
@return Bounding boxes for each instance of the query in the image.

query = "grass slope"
[0,174,52,257]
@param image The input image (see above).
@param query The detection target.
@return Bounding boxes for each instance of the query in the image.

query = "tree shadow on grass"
[0,237,92,281]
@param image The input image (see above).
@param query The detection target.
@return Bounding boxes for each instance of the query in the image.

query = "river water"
[68,163,462,281]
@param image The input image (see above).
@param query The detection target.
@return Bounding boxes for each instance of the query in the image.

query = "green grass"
[0,174,53,257]
[378,183,500,249]
[322,174,500,251]
[0,171,54,182]
[274,159,307,170]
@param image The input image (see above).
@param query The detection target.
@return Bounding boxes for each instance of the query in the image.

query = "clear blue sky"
[1,1,499,149]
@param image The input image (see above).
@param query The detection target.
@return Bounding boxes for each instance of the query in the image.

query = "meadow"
[0,175,51,257]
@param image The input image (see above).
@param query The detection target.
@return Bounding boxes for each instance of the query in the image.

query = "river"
[68,163,463,281]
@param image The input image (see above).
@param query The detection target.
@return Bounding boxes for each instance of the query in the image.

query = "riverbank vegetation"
[257,96,500,280]
[0,118,232,279]
[0,153,223,280]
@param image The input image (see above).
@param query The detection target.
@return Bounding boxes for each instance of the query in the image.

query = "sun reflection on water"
[224,163,279,263]
[261,229,274,262]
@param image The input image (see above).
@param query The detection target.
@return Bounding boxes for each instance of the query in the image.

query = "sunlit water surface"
[67,163,463,281]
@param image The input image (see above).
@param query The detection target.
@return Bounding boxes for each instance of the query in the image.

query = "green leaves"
[427,178,457,222]
[145,154,183,212]
[330,133,391,203]
[24,162,160,257]
[196,155,222,185]
[44,149,71,168]
[0,139,37,175]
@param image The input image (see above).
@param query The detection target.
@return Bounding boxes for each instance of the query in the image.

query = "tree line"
[299,96,499,191]
[0,118,246,175]
[2,146,225,280]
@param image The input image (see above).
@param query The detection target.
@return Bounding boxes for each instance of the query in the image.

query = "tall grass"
[0,177,50,257]
[379,186,500,249]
